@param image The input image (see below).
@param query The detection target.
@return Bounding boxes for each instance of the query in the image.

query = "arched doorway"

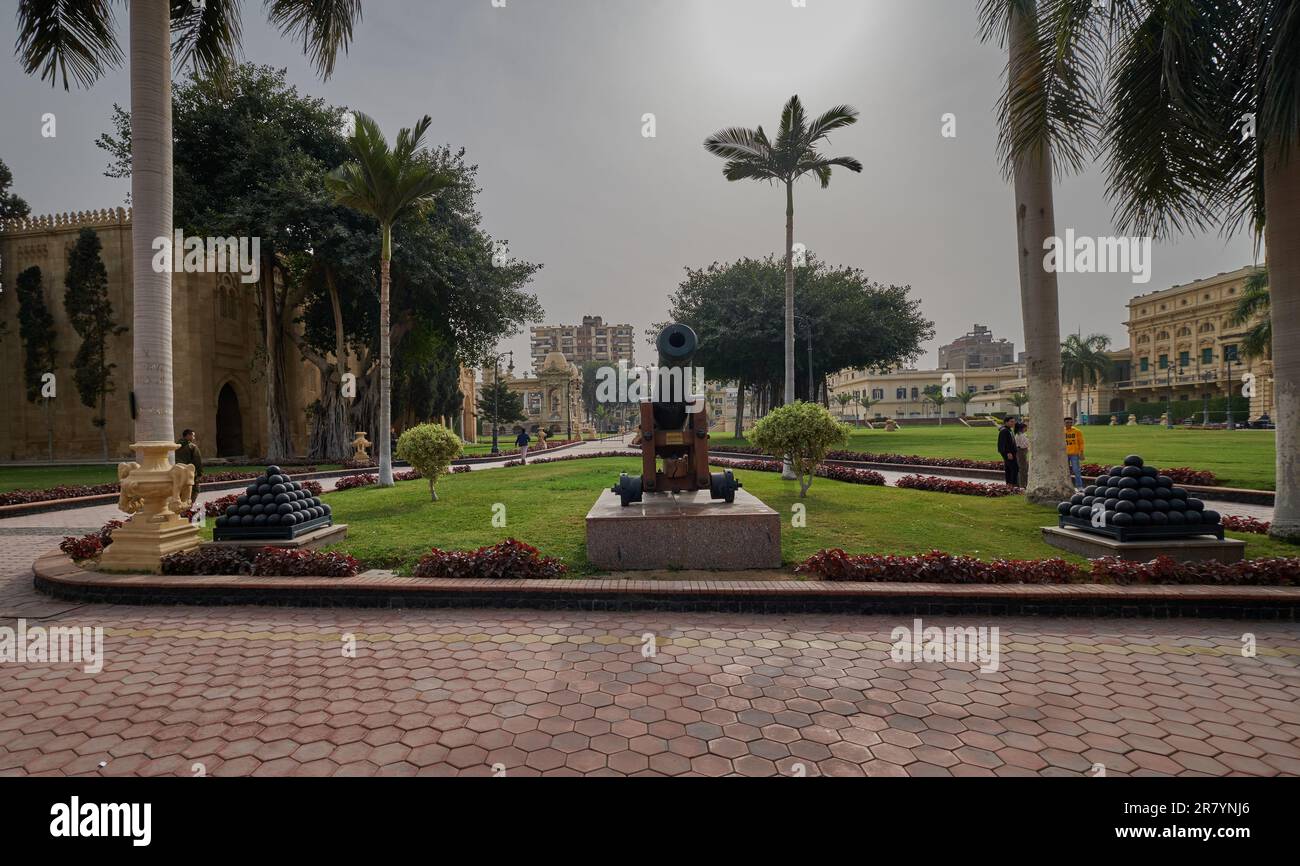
[216,383,244,457]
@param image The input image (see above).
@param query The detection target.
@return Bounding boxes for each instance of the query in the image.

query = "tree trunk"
[378,226,394,487]
[1009,8,1073,505]
[259,263,292,461]
[784,181,796,406]
[733,379,745,438]
[99,389,108,461]
[128,0,174,447]
[45,398,53,461]
[1266,146,1299,540]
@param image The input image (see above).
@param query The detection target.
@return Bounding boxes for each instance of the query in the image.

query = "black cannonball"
[1202,510,1221,525]
[1141,466,1158,478]
[1124,455,1144,468]
[245,485,258,496]
[1114,512,1135,527]
[283,512,299,525]
[1084,485,1099,497]
[1082,496,1096,507]
[1149,511,1168,525]
[1119,488,1139,501]
[1121,466,1142,479]
[1170,487,1188,500]
[237,504,252,516]
[1109,466,1125,477]
[1116,500,1137,514]
[1137,487,1154,500]
[240,515,255,526]
[309,497,321,507]
[1155,487,1172,500]
[1139,476,1157,488]
[278,503,292,515]
[1167,510,1187,525]
[1186,498,1204,512]
[254,514,268,526]
[1105,510,1119,525]
[1071,494,1085,506]
[267,465,282,476]
[271,484,287,496]
[215,516,227,527]
[237,495,250,506]
[266,513,282,525]
[1185,510,1203,524]
[257,484,271,495]
[1152,499,1171,512]
[321,504,332,516]
[275,493,290,504]
[1132,511,1152,526]
[1136,499,1154,513]
[1119,476,1139,489]
[1156,475,1173,487]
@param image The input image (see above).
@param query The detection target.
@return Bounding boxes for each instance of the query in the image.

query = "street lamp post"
[489,350,514,455]
[1165,365,1174,429]
[793,314,815,403]
[1225,347,1237,430]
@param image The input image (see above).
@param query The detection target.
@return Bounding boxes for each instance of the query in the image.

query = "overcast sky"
[1,0,1259,372]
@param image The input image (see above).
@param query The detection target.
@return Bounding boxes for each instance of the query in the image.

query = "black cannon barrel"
[656,323,698,368]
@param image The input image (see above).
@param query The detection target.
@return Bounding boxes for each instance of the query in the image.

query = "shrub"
[342,458,378,470]
[394,470,422,482]
[749,401,850,497]
[895,474,1020,497]
[333,474,377,491]
[60,533,103,561]
[0,482,120,507]
[97,519,123,547]
[395,424,464,501]
[301,480,324,497]
[452,465,472,474]
[251,548,361,577]
[1162,467,1219,486]
[1222,515,1272,535]
[160,547,254,575]
[412,538,567,580]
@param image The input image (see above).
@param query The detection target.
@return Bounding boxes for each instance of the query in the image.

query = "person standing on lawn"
[515,427,531,464]
[537,427,548,450]
[1064,416,1086,489]
[175,429,203,483]
[1014,421,1029,488]
[997,416,1018,486]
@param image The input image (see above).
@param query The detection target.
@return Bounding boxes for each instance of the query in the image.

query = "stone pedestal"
[1042,525,1246,563]
[204,524,348,552]
[586,489,781,571]
[99,441,202,573]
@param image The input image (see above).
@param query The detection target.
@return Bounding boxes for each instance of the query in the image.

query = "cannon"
[611,323,742,507]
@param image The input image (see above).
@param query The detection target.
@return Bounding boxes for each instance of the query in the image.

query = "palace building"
[0,209,476,461]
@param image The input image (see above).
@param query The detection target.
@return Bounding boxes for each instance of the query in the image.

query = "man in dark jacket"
[996,417,1018,486]
[175,429,203,482]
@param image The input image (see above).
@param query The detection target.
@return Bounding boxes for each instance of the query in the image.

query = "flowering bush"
[333,474,377,491]
[160,547,254,575]
[97,519,124,547]
[412,538,567,580]
[1221,515,1272,535]
[60,533,104,561]
[250,548,361,577]
[895,475,1021,497]
[452,465,472,474]
[796,548,1299,586]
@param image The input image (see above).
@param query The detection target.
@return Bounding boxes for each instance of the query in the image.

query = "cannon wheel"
[709,469,740,504]
[613,473,643,507]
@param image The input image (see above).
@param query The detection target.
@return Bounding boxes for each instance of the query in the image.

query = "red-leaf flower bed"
[895,474,1021,497]
[797,548,1300,586]
[412,538,567,580]
[1220,515,1272,535]
[1160,467,1219,486]
[1,483,121,506]
[159,546,361,577]
[59,533,104,562]
[332,474,377,491]
[707,457,886,486]
[394,470,422,481]
[452,465,472,473]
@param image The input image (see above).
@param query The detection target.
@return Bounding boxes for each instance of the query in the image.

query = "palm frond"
[266,0,363,79]
[170,0,241,79]
[15,0,121,90]
[798,156,864,188]
[703,126,771,162]
[806,105,859,143]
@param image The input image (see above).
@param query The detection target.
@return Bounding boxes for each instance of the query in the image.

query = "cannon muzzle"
[656,323,698,368]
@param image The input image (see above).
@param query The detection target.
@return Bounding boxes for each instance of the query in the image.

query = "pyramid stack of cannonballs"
[1058,454,1220,535]
[213,466,332,540]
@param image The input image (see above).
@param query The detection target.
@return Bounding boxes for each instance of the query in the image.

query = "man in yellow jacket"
[1064,417,1085,489]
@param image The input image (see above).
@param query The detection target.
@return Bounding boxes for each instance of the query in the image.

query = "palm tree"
[1228,267,1271,361]
[835,392,853,422]
[1102,1,1297,540]
[327,113,454,487]
[1009,390,1030,418]
[15,0,362,452]
[978,0,1095,504]
[923,384,948,425]
[956,387,979,418]
[704,96,862,407]
[1061,333,1112,419]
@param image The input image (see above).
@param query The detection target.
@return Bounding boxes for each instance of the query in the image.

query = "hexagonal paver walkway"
[2,559,1298,776]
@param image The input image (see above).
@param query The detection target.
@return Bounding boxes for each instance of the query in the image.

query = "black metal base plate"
[1059,516,1225,544]
[213,515,333,542]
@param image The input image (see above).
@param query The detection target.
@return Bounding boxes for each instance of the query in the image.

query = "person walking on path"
[1064,416,1086,489]
[537,428,548,451]
[1014,421,1030,487]
[515,428,531,464]
[996,417,1018,486]
[175,429,203,483]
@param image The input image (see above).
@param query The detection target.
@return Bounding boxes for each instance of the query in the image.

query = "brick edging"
[32,551,1300,618]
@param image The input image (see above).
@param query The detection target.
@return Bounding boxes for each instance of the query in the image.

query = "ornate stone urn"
[1127,414,1138,426]
[351,431,372,461]
[98,441,201,573]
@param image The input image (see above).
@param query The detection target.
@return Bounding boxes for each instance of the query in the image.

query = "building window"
[1201,348,1213,365]
[1179,351,1190,367]
[1158,354,1168,369]
[1139,357,1149,372]
[872,388,884,400]
[1224,344,1239,362]
[895,387,906,400]
[910,387,919,400]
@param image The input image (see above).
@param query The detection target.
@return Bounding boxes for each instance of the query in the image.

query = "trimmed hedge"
[895,474,1021,497]
[412,538,566,580]
[159,546,361,577]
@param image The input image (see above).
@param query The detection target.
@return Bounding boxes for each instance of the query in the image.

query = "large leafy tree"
[978,0,1097,504]
[0,158,31,220]
[327,113,455,486]
[15,266,57,459]
[704,95,863,408]
[64,228,127,460]
[1061,332,1112,419]
[663,252,933,429]
[16,0,363,459]
[1099,1,1297,540]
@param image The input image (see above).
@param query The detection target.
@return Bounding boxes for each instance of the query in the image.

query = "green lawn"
[319,456,1294,575]
[0,463,342,493]
[715,425,1277,490]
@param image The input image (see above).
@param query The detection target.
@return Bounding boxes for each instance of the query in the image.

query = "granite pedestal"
[1042,525,1245,563]
[586,489,780,571]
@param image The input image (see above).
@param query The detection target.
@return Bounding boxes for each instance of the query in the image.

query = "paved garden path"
[1,552,1298,777]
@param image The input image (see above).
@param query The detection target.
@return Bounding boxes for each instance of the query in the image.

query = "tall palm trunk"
[1008,8,1073,505]
[733,379,745,437]
[783,181,796,405]
[378,225,394,487]
[129,0,174,446]
[1265,146,1299,540]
